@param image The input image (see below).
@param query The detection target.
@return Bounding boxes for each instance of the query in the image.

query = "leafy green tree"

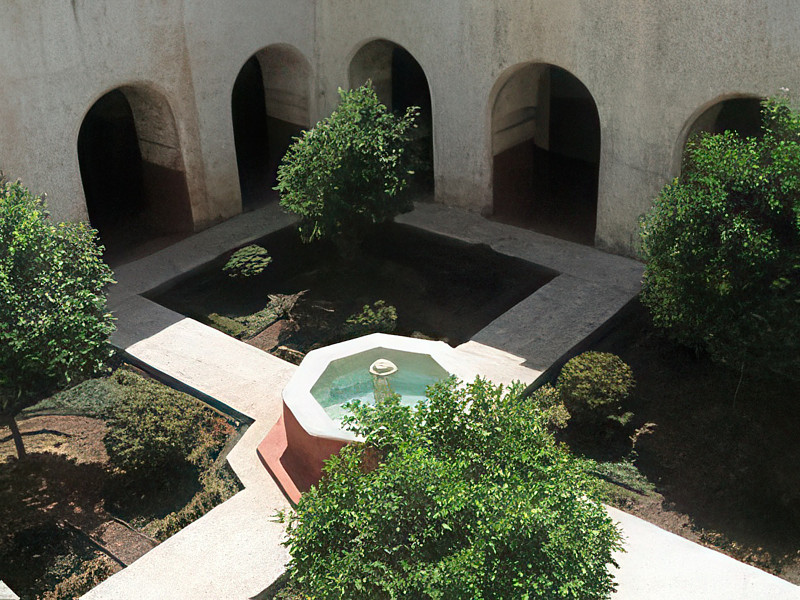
[0,177,115,458]
[275,82,418,254]
[281,378,622,599]
[641,95,800,380]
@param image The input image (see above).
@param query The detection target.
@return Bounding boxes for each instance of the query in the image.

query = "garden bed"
[147,222,556,361]
[563,301,800,584]
[0,368,244,600]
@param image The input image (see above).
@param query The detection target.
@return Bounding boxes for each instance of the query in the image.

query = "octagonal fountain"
[258,334,472,502]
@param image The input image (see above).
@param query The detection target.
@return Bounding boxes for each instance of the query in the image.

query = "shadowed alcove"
[490,64,600,245]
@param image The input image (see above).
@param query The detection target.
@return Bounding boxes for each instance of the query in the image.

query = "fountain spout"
[369,359,398,402]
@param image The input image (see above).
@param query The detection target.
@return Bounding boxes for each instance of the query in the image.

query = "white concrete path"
[83,203,799,599]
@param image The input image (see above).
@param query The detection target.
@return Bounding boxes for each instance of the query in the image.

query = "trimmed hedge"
[103,369,231,477]
[557,352,635,424]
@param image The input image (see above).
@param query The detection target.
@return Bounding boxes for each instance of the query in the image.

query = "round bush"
[557,352,635,420]
[222,244,272,279]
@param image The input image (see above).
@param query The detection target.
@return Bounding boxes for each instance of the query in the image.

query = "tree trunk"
[332,232,361,264]
[3,415,26,460]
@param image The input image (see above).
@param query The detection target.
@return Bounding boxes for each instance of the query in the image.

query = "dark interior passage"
[78,89,192,265]
[78,91,145,234]
[491,65,600,245]
[392,46,434,195]
[232,56,272,210]
[350,41,434,197]
[391,47,434,195]
[232,51,308,211]
[492,141,598,245]
[688,97,763,140]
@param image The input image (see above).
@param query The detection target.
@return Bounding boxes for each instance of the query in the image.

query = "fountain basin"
[258,334,471,502]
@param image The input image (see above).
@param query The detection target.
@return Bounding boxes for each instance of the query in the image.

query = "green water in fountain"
[310,348,450,422]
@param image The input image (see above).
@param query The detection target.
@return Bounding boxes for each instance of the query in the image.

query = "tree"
[640,95,800,380]
[275,82,418,253]
[0,177,115,458]
[281,378,622,599]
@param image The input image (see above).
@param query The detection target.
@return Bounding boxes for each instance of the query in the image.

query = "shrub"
[640,94,800,379]
[24,377,126,419]
[144,464,242,541]
[223,244,272,279]
[530,383,571,431]
[557,352,635,423]
[39,556,116,600]
[276,83,417,251]
[103,370,229,476]
[341,300,397,338]
[282,378,622,599]
[206,313,247,339]
[0,176,114,458]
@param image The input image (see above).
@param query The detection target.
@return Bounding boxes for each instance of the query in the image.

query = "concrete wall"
[492,64,550,156]
[1,0,799,254]
[0,1,208,225]
[316,0,800,254]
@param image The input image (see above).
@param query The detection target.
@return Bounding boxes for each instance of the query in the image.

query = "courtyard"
[50,201,799,599]
[2,3,800,598]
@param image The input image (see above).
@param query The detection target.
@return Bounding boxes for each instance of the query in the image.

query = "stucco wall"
[1,0,799,254]
[315,0,800,253]
[181,0,315,222]
[0,1,208,225]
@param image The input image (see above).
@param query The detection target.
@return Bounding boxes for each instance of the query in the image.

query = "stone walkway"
[83,203,799,599]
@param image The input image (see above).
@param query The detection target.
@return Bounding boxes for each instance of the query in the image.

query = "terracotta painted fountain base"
[257,405,347,504]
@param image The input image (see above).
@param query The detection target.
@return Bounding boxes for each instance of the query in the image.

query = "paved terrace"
[83,203,799,599]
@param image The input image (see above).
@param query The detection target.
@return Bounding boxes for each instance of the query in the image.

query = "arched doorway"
[350,40,434,196]
[674,96,763,176]
[231,45,311,211]
[78,86,193,263]
[490,64,600,245]
[686,96,763,140]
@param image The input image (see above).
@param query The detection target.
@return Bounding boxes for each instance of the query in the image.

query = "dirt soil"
[149,222,555,359]
[570,301,800,584]
[0,415,155,599]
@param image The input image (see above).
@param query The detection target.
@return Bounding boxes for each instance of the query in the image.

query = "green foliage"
[236,292,304,335]
[0,177,115,432]
[276,83,417,245]
[557,352,635,425]
[23,377,126,419]
[39,556,115,600]
[282,378,622,599]
[530,383,571,431]
[590,459,656,497]
[341,300,398,338]
[207,292,305,340]
[206,312,247,338]
[144,464,242,541]
[223,244,272,279]
[103,370,230,476]
[640,95,800,379]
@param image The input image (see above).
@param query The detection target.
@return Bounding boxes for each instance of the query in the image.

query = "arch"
[672,93,764,175]
[349,39,434,196]
[77,84,193,263]
[231,44,312,210]
[488,62,601,245]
